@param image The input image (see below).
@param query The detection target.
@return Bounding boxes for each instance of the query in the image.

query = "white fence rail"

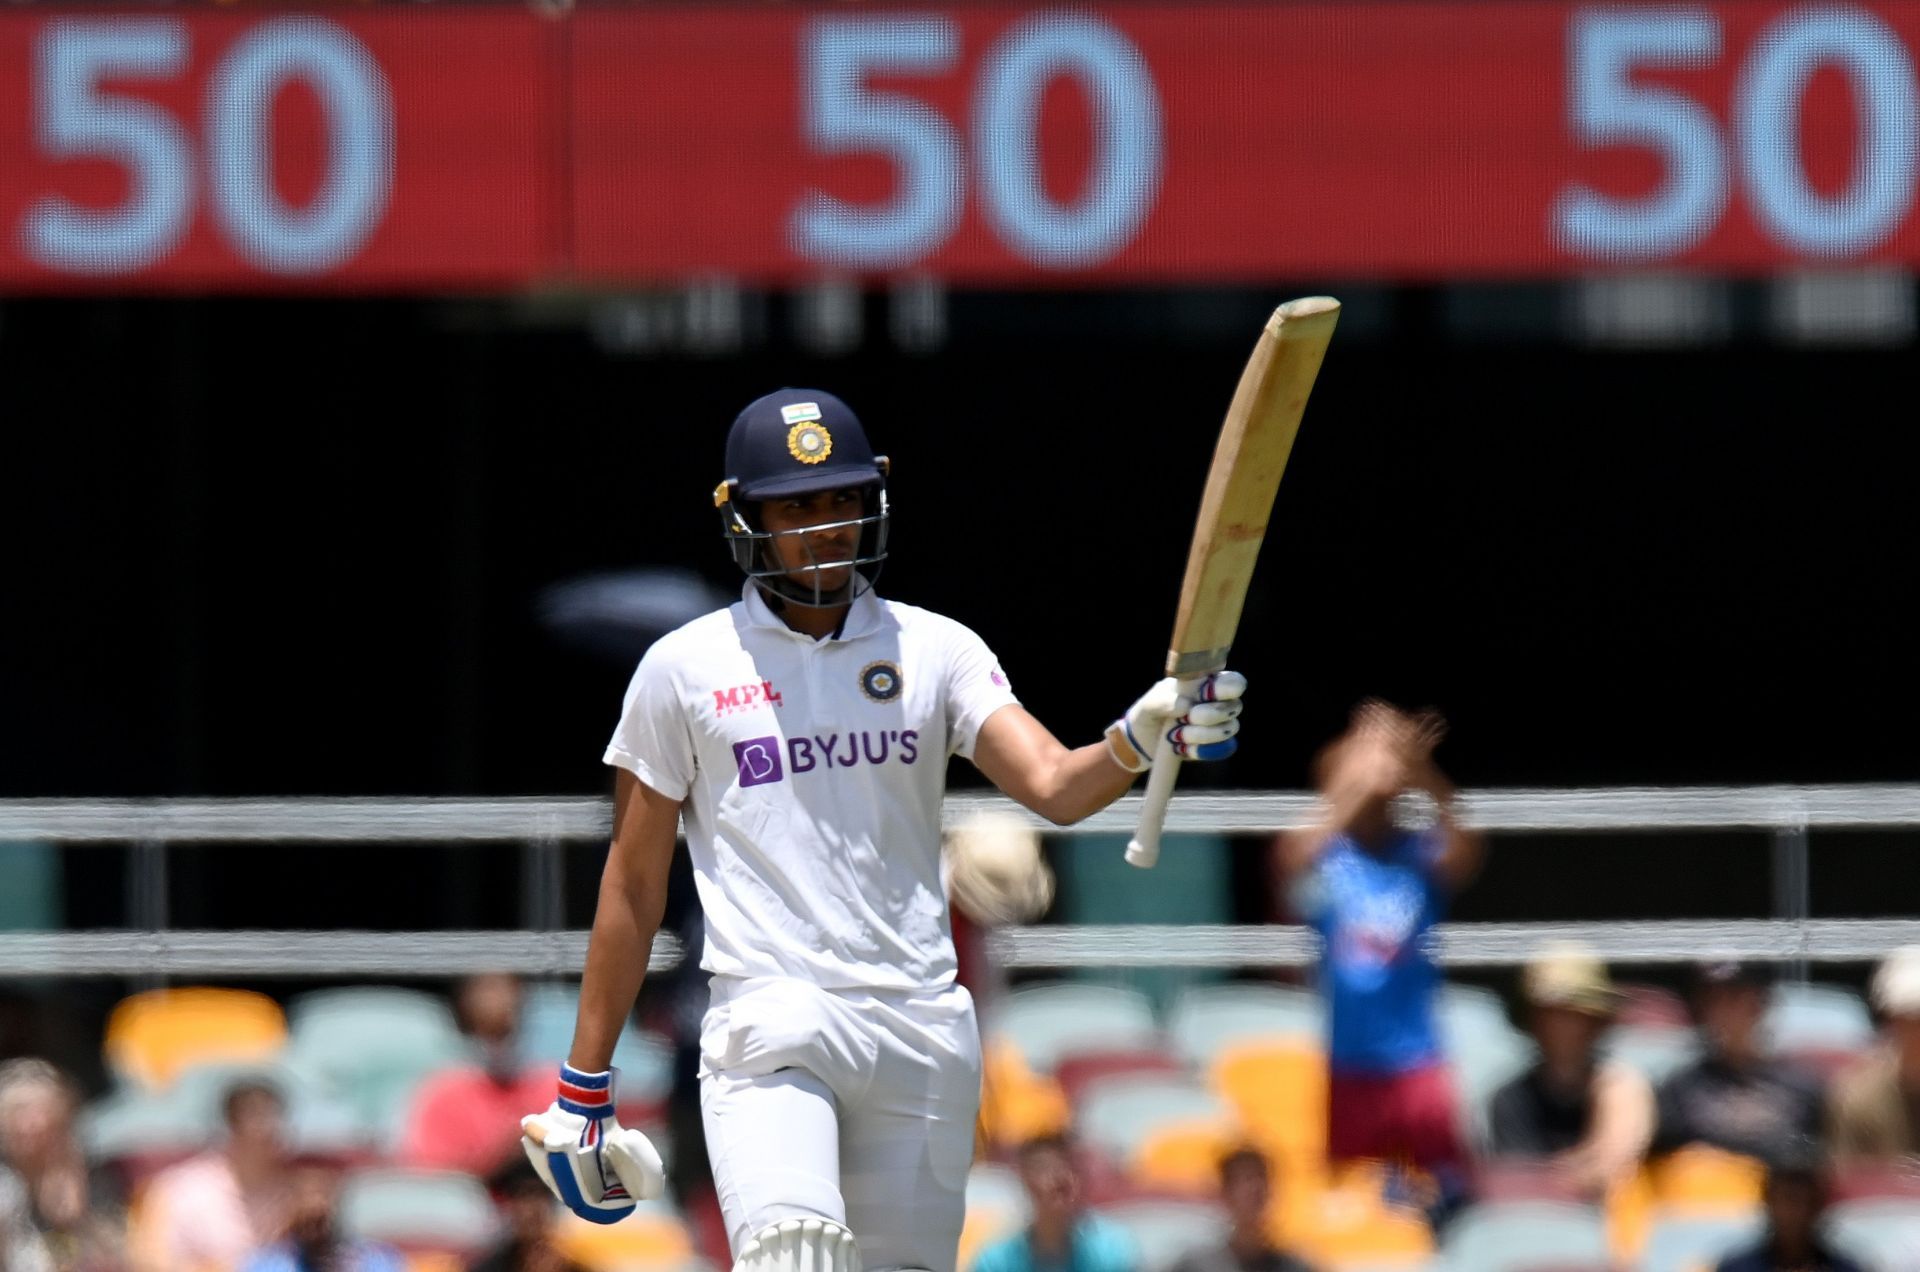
[0,785,1912,978]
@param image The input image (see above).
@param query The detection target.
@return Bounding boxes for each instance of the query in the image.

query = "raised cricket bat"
[1125,296,1340,868]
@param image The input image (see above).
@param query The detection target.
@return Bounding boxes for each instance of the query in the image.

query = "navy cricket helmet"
[713,389,891,607]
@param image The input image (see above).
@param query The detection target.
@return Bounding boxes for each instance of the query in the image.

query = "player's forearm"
[1025,740,1138,826]
[568,867,666,1073]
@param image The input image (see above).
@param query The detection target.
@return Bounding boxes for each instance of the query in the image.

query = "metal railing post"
[129,837,168,991]
[1771,808,1812,984]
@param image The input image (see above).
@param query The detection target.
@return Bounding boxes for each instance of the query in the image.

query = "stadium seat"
[1286,1161,1434,1268]
[1077,1073,1234,1162]
[966,1163,1031,1222]
[1602,1024,1701,1085]
[520,981,676,1117]
[1648,1147,1766,1214]
[286,987,473,1136]
[557,1200,696,1268]
[978,1037,1070,1148]
[960,1164,1030,1271]
[988,981,1159,1073]
[1443,1008,1535,1145]
[1165,983,1325,1067]
[339,1167,499,1255]
[1054,1049,1185,1107]
[1131,1116,1242,1196]
[1102,1198,1228,1270]
[1208,1040,1326,1166]
[1439,983,1515,1038]
[1639,1209,1763,1272]
[1437,1200,1610,1272]
[1825,1197,1920,1269]
[82,1058,365,1174]
[1764,982,1874,1054]
[104,987,288,1090]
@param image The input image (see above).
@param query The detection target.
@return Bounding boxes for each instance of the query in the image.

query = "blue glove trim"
[545,1149,635,1225]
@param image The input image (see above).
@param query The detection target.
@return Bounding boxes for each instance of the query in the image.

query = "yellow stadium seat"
[558,1204,694,1268]
[1209,1041,1327,1166]
[1283,1160,1434,1269]
[978,1037,1070,1148]
[1131,1117,1242,1196]
[105,987,288,1091]
[1650,1146,1766,1214]
[1607,1166,1656,1263]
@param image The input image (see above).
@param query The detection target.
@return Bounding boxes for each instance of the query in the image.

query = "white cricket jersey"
[604,583,1020,991]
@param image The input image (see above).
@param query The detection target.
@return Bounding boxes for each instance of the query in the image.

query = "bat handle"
[1124,676,1203,869]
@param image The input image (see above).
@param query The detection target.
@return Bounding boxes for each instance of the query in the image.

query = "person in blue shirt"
[971,1135,1138,1272]
[1274,700,1485,1223]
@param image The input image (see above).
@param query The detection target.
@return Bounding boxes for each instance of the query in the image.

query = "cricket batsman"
[521,389,1249,1272]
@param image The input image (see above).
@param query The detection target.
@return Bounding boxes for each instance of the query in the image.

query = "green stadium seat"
[1438,1201,1610,1272]
[1765,982,1874,1054]
[1165,983,1324,1066]
[339,1167,499,1255]
[1641,1209,1763,1272]
[1076,1073,1231,1162]
[990,982,1159,1074]
[1102,1198,1227,1270]
[520,981,676,1104]
[1826,1197,1920,1270]
[286,987,473,1137]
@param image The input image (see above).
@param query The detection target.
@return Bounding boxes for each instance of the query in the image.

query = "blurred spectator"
[238,1157,401,1272]
[1830,946,1920,1161]
[1167,1148,1314,1272]
[137,1078,289,1272]
[1,1164,55,1272]
[470,1156,590,1272]
[1274,701,1484,1217]
[1655,961,1824,1162]
[1486,946,1654,1195]
[1714,1149,1863,1272]
[397,973,550,1177]
[971,1135,1137,1272]
[0,1058,125,1270]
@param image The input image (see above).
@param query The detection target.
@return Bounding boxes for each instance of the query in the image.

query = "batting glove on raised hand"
[1105,671,1247,773]
[521,1064,666,1225]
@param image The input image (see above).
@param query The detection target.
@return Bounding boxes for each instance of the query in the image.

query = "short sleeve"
[603,645,696,801]
[944,620,1020,760]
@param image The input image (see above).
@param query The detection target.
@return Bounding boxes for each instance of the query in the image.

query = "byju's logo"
[732,737,784,788]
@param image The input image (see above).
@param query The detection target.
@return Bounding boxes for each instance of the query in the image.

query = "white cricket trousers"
[698,975,982,1272]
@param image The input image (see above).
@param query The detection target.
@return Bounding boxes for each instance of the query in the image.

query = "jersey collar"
[741,581,886,641]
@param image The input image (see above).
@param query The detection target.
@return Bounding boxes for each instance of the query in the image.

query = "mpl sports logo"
[714,680,782,717]
[732,731,921,788]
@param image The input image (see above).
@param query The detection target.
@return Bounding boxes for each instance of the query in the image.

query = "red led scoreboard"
[1,4,1917,290]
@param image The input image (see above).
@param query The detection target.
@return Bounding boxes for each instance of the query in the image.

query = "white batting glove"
[1104,671,1247,773]
[520,1064,666,1225]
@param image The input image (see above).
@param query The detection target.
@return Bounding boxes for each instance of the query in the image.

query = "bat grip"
[1124,676,1203,869]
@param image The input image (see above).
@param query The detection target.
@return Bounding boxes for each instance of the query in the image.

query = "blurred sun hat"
[1524,943,1622,1016]
[1872,946,1920,1017]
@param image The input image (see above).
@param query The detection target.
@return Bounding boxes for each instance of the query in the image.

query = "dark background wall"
[6,292,1913,804]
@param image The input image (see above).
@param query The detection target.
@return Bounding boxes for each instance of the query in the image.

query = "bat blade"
[1126,297,1339,868]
